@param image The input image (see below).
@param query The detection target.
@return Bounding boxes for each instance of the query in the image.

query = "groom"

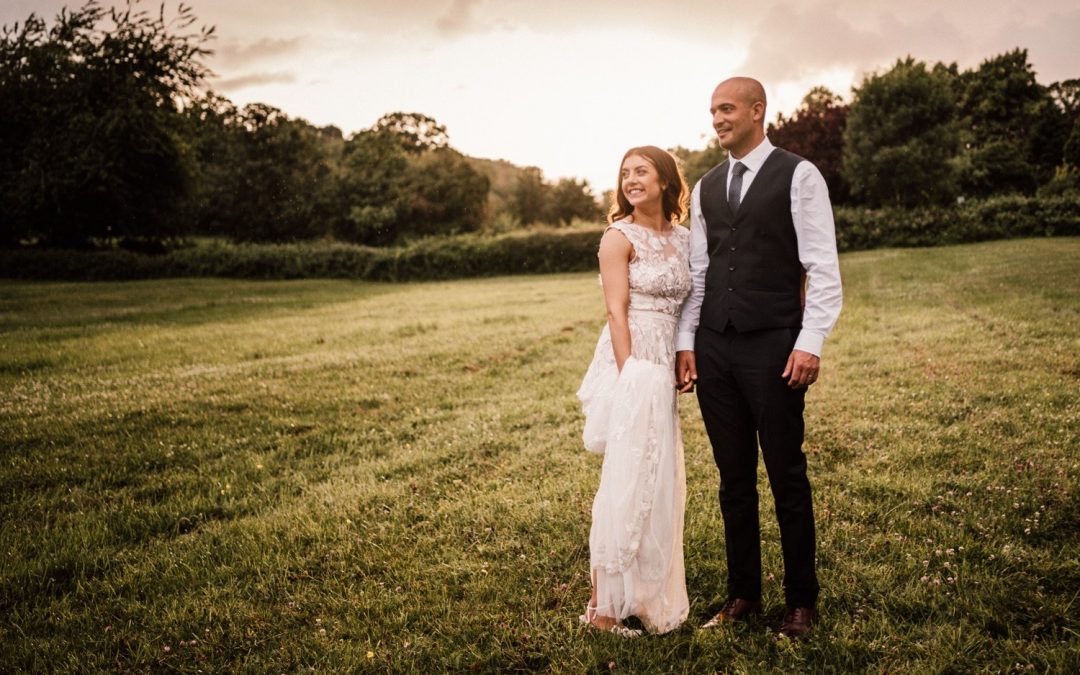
[675,77,842,639]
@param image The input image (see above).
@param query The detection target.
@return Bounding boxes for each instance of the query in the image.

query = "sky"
[5,0,1079,193]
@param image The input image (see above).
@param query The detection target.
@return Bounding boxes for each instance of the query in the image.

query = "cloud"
[746,4,961,80]
[213,71,298,92]
[733,2,987,103]
[435,0,483,36]
[213,37,307,68]
[987,7,1080,83]
[872,10,970,65]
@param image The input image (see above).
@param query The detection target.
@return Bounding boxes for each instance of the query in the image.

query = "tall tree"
[1038,113,1080,196]
[1048,79,1080,122]
[842,57,960,207]
[954,49,1054,196]
[1033,78,1080,172]
[670,140,727,189]
[213,104,338,242]
[1065,118,1080,168]
[0,1,213,246]
[178,92,240,236]
[511,167,550,225]
[335,116,489,244]
[399,147,490,237]
[374,112,449,154]
[335,126,410,245]
[548,178,601,225]
[768,87,850,203]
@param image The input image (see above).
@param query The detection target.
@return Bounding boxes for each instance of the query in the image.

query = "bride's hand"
[676,351,696,394]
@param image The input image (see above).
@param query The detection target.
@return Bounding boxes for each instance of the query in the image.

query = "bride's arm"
[598,228,634,372]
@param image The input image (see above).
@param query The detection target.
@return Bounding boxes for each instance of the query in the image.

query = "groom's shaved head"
[715,77,767,111]
[710,76,768,155]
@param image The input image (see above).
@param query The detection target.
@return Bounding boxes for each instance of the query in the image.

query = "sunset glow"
[5,0,1077,193]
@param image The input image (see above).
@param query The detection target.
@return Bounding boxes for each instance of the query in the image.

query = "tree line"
[675,52,1079,208]
[0,2,601,249]
[1,2,1077,249]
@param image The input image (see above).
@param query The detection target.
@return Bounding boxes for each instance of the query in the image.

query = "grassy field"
[1,238,1078,672]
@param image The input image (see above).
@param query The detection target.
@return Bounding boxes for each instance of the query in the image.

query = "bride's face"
[620,155,664,210]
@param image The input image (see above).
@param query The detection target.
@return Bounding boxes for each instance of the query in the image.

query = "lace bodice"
[586,219,693,370]
[605,219,691,317]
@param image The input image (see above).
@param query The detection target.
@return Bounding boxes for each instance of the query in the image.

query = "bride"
[577,146,692,636]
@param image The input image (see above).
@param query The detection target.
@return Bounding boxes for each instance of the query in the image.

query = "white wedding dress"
[576,218,691,634]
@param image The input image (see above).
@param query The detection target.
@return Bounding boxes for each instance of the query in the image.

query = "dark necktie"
[728,161,748,214]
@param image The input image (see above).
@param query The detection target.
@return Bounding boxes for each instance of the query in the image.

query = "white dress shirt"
[675,137,843,357]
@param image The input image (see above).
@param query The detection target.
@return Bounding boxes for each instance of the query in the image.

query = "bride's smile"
[621,155,665,209]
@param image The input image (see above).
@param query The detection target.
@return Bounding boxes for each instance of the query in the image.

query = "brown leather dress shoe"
[777,606,817,639]
[701,598,762,628]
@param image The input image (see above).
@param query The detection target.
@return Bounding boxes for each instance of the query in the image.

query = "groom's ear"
[751,100,765,124]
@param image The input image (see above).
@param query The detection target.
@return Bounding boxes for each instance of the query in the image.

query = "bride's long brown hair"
[607,146,689,225]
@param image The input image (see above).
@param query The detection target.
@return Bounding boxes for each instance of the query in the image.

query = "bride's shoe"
[579,605,644,638]
[608,623,644,639]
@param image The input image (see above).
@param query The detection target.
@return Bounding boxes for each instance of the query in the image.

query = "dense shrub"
[834,194,1080,252]
[2,195,1077,281]
[0,228,605,281]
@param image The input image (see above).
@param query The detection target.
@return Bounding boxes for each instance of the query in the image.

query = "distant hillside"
[465,156,530,223]
[468,146,727,223]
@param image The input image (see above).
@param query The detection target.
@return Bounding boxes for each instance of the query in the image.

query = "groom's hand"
[676,350,697,394]
[782,350,820,389]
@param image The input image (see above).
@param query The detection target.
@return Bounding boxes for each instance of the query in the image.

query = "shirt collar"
[731,136,774,175]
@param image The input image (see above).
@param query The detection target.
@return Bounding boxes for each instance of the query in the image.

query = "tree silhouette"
[0,1,214,246]
[768,86,850,203]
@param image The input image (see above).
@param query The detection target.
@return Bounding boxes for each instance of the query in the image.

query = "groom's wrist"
[675,332,696,352]
[793,330,824,358]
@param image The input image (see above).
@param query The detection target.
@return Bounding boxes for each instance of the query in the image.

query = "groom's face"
[710,84,759,157]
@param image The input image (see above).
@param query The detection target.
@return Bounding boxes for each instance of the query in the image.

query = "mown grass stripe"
[1,238,1078,671]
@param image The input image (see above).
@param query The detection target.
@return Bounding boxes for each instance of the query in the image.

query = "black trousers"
[695,323,819,608]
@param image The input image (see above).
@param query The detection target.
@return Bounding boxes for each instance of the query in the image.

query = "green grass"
[1,239,1078,672]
